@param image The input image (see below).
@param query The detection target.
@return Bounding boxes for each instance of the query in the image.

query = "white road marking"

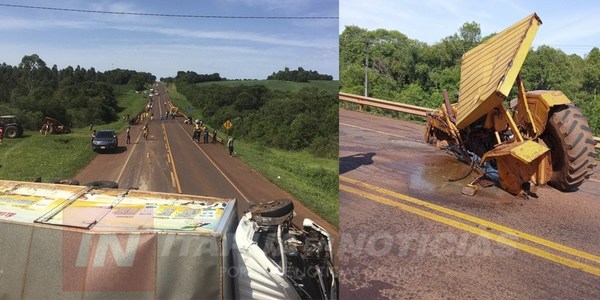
[116,128,144,183]
[173,120,252,204]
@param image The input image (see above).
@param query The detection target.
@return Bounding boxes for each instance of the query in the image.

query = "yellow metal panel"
[481,141,520,161]
[480,140,549,194]
[527,90,571,107]
[456,13,542,129]
[509,140,549,164]
[481,140,548,162]
[514,91,572,138]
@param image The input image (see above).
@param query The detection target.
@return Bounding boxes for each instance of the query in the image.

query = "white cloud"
[103,24,336,49]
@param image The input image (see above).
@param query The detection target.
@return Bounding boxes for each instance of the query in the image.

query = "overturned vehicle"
[0,180,337,299]
[425,13,597,196]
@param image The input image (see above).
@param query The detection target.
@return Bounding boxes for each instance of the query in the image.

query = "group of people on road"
[189,117,233,155]
[191,118,218,144]
[193,124,218,144]
[164,111,176,120]
[90,102,235,156]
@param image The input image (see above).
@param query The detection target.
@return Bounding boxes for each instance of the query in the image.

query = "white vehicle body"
[233,204,338,299]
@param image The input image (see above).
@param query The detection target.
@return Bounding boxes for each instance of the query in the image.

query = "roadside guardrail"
[339,92,600,149]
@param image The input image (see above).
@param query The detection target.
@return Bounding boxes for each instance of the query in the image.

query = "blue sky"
[0,0,339,79]
[340,0,600,58]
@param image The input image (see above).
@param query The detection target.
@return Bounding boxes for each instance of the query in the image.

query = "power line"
[0,3,338,19]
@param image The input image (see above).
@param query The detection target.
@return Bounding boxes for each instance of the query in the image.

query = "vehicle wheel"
[542,105,597,191]
[254,199,294,217]
[5,125,18,138]
[85,181,119,189]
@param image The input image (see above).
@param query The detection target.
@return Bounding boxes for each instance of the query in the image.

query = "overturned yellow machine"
[425,13,597,195]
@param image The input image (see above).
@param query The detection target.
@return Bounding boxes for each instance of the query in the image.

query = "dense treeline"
[161,71,223,84]
[0,54,155,130]
[176,80,338,158]
[340,22,600,135]
[268,67,334,82]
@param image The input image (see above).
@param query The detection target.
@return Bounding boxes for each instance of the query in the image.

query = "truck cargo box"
[0,180,237,299]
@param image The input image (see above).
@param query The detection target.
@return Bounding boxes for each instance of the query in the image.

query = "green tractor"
[0,115,24,138]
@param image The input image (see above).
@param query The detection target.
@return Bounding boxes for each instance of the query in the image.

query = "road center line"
[340,176,600,265]
[116,126,144,184]
[340,183,600,277]
[162,122,182,193]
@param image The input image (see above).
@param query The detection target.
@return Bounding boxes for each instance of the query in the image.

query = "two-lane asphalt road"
[339,108,600,299]
[75,84,338,238]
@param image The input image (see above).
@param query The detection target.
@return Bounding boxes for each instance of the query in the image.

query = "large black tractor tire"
[542,105,597,191]
[4,125,19,138]
[252,199,294,218]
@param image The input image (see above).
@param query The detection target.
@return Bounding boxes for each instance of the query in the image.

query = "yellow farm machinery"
[425,13,597,196]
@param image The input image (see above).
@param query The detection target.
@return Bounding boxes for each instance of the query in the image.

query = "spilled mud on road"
[388,141,518,208]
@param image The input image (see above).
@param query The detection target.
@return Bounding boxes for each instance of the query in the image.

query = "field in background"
[197,79,338,93]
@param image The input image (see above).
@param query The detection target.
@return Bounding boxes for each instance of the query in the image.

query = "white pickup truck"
[0,180,337,299]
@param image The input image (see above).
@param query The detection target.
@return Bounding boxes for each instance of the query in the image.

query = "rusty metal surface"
[339,108,600,299]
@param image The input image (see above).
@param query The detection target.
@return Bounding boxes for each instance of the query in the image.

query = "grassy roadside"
[0,84,148,182]
[166,83,339,227]
[235,143,338,226]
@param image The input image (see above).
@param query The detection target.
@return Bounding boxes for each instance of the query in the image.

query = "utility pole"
[364,40,371,97]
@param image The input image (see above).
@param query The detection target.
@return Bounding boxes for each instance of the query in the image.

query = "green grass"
[197,80,339,94]
[0,133,95,182]
[0,84,149,182]
[165,83,203,119]
[235,142,339,227]
[113,85,150,129]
